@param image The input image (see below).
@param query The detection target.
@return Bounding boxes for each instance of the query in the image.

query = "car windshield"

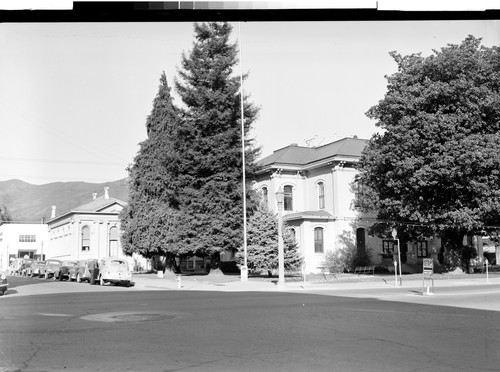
[110,260,127,266]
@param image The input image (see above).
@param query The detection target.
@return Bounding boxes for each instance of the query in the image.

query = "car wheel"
[99,276,105,286]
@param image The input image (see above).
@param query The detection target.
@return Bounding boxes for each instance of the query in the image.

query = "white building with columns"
[46,187,146,268]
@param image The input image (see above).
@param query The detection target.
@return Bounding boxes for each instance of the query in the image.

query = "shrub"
[322,245,372,273]
[443,245,477,273]
[443,248,461,271]
[322,250,348,273]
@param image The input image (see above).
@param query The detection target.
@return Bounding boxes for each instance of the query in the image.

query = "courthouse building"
[253,137,444,273]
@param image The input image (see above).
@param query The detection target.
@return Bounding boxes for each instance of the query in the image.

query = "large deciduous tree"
[357,36,500,264]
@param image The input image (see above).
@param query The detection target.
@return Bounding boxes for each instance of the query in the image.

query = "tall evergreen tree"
[120,72,182,271]
[0,204,12,225]
[236,205,302,275]
[173,22,260,270]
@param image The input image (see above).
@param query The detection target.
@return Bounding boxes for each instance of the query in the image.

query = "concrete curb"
[2,271,499,298]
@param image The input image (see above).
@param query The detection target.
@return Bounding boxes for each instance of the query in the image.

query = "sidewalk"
[132,271,500,293]
[2,271,499,297]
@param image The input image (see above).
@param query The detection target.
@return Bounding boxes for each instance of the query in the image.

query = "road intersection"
[1,273,499,371]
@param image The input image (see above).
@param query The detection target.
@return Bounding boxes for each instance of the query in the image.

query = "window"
[416,241,428,258]
[109,226,119,241]
[382,240,396,256]
[356,228,366,251]
[81,226,90,251]
[318,182,325,209]
[261,186,268,207]
[19,235,36,242]
[109,226,119,256]
[284,185,293,211]
[18,251,34,259]
[354,181,365,208]
[314,227,324,254]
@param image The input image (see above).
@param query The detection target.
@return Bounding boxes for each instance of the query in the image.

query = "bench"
[354,266,375,275]
[316,266,338,281]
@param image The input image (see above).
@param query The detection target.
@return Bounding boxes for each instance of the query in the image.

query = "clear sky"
[0,19,499,185]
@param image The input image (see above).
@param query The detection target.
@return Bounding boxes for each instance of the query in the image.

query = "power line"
[0,97,128,164]
[0,156,125,167]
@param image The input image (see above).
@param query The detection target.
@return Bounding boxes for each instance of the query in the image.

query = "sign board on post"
[423,258,433,274]
[422,258,434,295]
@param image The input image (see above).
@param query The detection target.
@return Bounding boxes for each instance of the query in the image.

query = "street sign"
[422,258,434,295]
[423,258,433,274]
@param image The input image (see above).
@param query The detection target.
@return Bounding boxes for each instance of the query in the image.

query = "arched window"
[314,227,324,254]
[284,185,293,211]
[318,181,325,209]
[109,226,119,257]
[81,226,90,251]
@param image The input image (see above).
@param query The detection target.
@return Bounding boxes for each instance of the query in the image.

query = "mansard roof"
[257,137,367,172]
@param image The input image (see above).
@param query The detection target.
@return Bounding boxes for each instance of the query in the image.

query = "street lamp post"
[392,229,402,286]
[275,187,285,287]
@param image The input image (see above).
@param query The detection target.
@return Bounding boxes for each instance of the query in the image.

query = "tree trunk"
[162,253,181,274]
[207,252,224,276]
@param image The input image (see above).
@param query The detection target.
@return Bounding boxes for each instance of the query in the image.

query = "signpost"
[485,258,490,284]
[422,258,434,295]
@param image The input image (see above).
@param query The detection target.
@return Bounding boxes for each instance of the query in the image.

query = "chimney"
[92,193,97,200]
[104,187,109,200]
[51,205,56,218]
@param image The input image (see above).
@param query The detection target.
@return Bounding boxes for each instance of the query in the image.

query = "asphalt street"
[1,274,499,372]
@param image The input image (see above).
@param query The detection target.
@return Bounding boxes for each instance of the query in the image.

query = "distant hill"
[0,179,129,223]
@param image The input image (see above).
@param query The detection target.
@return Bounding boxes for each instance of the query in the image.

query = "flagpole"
[239,22,248,282]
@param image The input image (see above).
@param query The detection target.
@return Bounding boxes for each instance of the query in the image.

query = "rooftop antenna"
[305,135,318,147]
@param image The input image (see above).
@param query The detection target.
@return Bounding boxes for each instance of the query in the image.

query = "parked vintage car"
[98,257,132,286]
[55,260,77,281]
[9,258,24,276]
[40,259,62,279]
[31,260,46,277]
[20,259,39,277]
[69,259,99,283]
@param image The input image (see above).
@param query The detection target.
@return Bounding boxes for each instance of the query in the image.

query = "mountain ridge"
[0,178,129,223]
